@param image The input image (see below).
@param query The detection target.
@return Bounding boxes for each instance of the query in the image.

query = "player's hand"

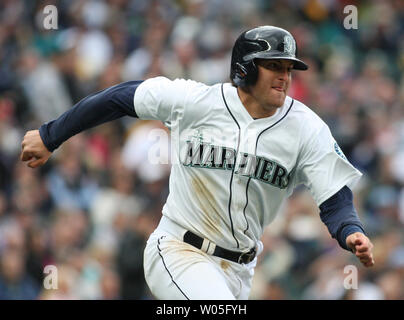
[21,130,52,168]
[346,232,375,268]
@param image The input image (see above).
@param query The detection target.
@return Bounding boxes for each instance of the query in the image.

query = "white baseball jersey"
[134,76,362,253]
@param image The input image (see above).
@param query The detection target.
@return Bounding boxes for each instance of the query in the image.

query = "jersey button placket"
[231,126,250,239]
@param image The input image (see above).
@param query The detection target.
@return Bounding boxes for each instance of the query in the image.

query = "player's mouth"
[272,86,285,92]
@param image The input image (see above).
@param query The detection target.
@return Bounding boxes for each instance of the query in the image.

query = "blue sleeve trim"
[39,81,142,152]
[319,186,365,251]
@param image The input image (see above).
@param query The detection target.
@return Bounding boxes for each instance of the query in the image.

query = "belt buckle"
[238,247,256,264]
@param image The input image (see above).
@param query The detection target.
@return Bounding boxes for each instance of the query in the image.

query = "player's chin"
[268,93,286,108]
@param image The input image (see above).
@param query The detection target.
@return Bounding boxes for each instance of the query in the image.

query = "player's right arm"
[21,77,197,168]
[21,80,142,168]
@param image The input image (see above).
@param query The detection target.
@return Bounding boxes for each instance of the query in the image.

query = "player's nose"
[277,68,289,82]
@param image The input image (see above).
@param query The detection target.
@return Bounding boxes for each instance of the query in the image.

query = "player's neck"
[237,87,278,119]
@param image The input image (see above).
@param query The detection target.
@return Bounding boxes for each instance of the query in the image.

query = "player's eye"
[259,60,293,73]
[263,62,279,70]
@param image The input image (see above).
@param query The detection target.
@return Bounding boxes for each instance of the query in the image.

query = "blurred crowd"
[0,0,403,300]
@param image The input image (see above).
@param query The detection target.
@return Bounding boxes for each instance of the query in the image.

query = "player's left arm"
[296,121,374,267]
[319,186,375,267]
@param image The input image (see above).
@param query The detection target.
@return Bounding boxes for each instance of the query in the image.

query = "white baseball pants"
[143,216,256,300]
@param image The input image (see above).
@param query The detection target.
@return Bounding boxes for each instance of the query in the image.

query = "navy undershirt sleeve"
[39,80,142,152]
[319,186,365,251]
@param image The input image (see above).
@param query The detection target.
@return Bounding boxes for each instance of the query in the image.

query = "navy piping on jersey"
[221,84,241,249]
[242,179,252,235]
[157,236,190,300]
[243,99,294,234]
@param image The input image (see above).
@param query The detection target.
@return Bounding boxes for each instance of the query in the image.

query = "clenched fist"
[346,232,375,267]
[21,130,52,168]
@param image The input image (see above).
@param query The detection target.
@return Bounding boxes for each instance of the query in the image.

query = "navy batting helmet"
[230,26,308,87]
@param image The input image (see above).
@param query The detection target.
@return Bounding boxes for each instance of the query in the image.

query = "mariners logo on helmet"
[283,35,296,56]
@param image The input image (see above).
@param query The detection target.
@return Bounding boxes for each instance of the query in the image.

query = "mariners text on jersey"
[182,140,290,189]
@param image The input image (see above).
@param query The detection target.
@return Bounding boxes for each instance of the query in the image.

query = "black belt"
[183,231,256,264]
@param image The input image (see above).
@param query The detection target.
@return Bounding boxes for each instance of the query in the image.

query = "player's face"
[251,59,293,110]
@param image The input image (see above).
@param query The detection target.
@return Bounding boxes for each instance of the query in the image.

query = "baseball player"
[21,26,374,300]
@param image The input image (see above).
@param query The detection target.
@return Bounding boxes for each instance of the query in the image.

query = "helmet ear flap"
[234,61,258,87]
[247,59,258,86]
[235,63,248,78]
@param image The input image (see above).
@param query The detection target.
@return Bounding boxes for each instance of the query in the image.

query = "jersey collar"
[222,83,292,127]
